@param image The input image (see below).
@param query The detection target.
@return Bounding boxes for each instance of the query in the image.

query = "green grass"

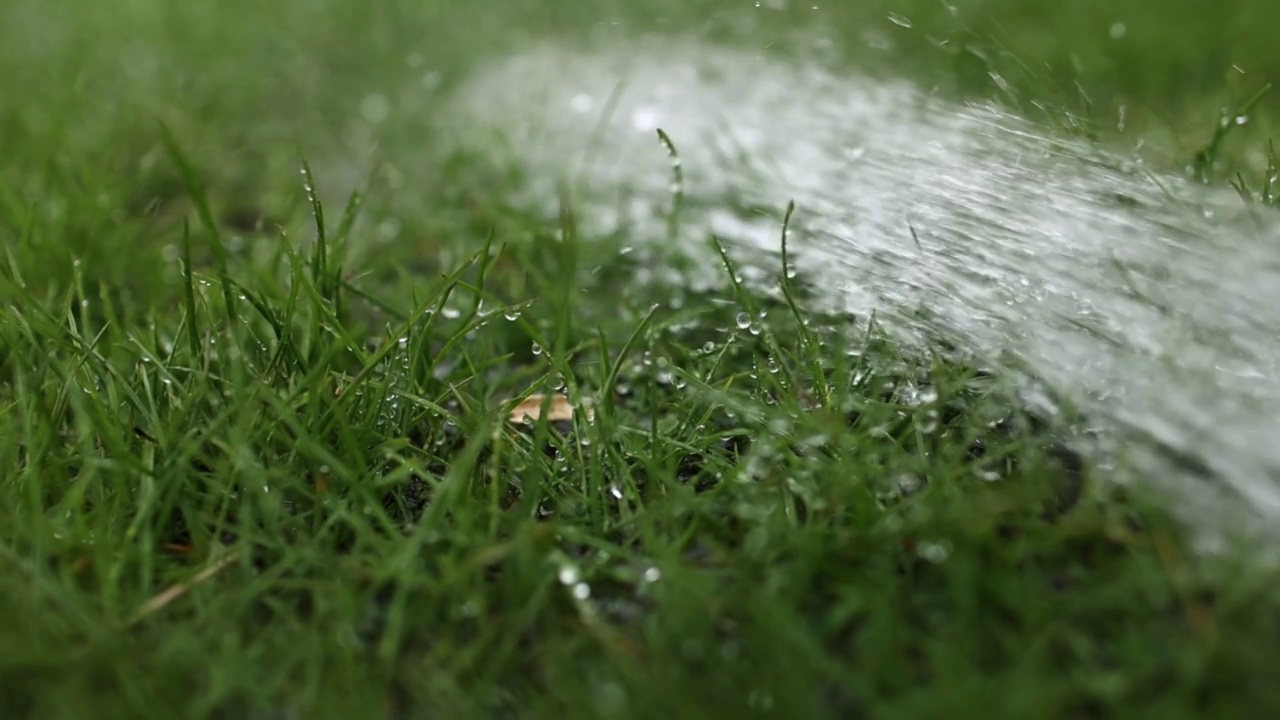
[3,1,1280,718]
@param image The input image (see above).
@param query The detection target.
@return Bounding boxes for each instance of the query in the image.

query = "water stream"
[434,36,1280,530]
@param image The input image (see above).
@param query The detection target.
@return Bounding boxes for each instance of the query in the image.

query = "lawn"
[2,1,1279,718]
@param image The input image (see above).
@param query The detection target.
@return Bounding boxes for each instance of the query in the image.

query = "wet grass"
[5,157,1280,718]
[4,0,1280,718]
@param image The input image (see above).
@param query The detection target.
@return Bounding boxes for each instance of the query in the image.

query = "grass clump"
[2,145,1279,719]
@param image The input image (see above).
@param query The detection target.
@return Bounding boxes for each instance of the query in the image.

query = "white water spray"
[437,37,1280,526]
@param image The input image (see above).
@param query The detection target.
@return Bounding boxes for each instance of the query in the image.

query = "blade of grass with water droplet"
[157,122,237,327]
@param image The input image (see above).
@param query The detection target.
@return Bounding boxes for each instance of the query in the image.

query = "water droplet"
[736,312,752,329]
[643,567,661,583]
[887,12,912,28]
[572,582,591,600]
[442,307,461,320]
[504,309,521,321]
[903,385,939,407]
[918,541,950,564]
[976,466,1002,482]
[531,342,543,356]
[570,93,593,113]
[558,566,580,585]
[1109,21,1127,39]
[631,108,659,132]
[989,71,1012,95]
[360,93,391,124]
[378,219,401,241]
[895,473,924,495]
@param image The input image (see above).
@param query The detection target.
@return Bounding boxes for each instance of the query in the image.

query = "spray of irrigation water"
[428,36,1280,534]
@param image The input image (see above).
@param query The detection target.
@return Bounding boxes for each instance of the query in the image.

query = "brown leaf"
[507,393,592,425]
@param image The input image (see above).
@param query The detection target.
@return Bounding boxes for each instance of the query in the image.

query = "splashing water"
[436,37,1280,529]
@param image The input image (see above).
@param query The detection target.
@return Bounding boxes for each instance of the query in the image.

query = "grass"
[3,1,1280,718]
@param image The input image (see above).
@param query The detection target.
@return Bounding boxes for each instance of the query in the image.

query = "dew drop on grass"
[895,473,924,495]
[643,567,661,583]
[531,342,543,356]
[609,484,623,500]
[572,583,591,600]
[442,307,461,320]
[918,541,951,564]
[903,385,939,406]
[702,340,716,353]
[558,566,580,585]
[735,312,752,329]
[504,309,521,321]
[976,466,1002,482]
